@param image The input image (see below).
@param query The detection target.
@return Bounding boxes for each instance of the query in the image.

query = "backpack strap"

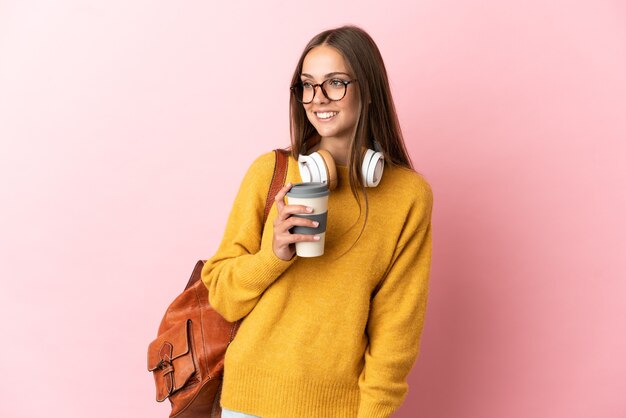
[264,149,290,224]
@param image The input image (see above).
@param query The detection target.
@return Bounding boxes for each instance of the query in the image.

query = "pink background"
[1,1,625,417]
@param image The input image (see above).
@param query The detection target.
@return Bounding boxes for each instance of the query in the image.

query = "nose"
[311,84,329,105]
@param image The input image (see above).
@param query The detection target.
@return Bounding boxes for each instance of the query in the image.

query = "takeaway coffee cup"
[286,182,329,257]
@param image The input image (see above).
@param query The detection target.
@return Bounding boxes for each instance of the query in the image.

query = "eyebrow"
[301,72,351,79]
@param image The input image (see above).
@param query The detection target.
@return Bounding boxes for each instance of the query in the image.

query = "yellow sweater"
[201,151,433,418]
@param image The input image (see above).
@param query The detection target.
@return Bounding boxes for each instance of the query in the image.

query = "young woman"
[201,25,434,418]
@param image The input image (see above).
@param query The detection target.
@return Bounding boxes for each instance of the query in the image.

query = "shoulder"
[379,164,434,235]
[239,150,280,185]
[231,151,280,205]
[246,150,278,175]
[383,164,433,206]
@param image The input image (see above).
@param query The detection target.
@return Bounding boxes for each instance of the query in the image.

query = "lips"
[314,111,338,121]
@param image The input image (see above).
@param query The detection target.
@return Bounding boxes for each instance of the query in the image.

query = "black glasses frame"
[290,78,358,104]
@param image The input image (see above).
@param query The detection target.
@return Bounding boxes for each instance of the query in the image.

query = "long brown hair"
[288,25,414,251]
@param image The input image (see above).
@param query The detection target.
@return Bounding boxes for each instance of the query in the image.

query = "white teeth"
[316,111,338,119]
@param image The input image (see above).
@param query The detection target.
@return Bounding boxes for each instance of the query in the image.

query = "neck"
[309,134,351,166]
[322,137,351,166]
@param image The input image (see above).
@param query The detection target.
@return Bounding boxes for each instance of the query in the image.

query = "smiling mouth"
[315,111,338,120]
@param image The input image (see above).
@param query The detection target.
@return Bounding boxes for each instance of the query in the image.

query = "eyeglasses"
[290,78,357,104]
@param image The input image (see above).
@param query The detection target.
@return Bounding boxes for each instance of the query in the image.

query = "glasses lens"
[323,79,347,101]
[293,83,315,104]
[301,83,314,103]
[292,84,304,103]
[293,80,348,103]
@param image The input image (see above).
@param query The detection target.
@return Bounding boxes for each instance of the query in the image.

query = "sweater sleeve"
[357,180,434,418]
[200,151,297,322]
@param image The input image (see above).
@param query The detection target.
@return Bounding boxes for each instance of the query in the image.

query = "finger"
[274,182,292,214]
[279,204,314,221]
[287,215,320,229]
[274,232,317,249]
[280,233,321,244]
[276,215,320,234]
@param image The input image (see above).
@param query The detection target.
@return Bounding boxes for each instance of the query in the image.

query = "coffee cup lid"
[286,182,330,198]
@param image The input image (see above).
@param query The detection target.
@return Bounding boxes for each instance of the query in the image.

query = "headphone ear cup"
[298,150,338,190]
[298,154,319,183]
[316,149,337,190]
[361,148,385,187]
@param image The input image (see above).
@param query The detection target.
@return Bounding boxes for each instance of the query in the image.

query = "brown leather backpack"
[147,149,289,418]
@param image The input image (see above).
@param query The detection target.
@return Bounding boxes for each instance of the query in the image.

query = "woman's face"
[300,45,361,143]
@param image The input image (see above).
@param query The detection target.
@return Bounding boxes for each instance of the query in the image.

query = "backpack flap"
[147,319,196,402]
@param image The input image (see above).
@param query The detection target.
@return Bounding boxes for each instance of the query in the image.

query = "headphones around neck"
[297,137,385,190]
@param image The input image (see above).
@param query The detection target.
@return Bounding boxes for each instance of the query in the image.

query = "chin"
[315,128,339,138]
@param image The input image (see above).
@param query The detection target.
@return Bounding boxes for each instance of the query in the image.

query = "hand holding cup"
[272,182,322,261]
